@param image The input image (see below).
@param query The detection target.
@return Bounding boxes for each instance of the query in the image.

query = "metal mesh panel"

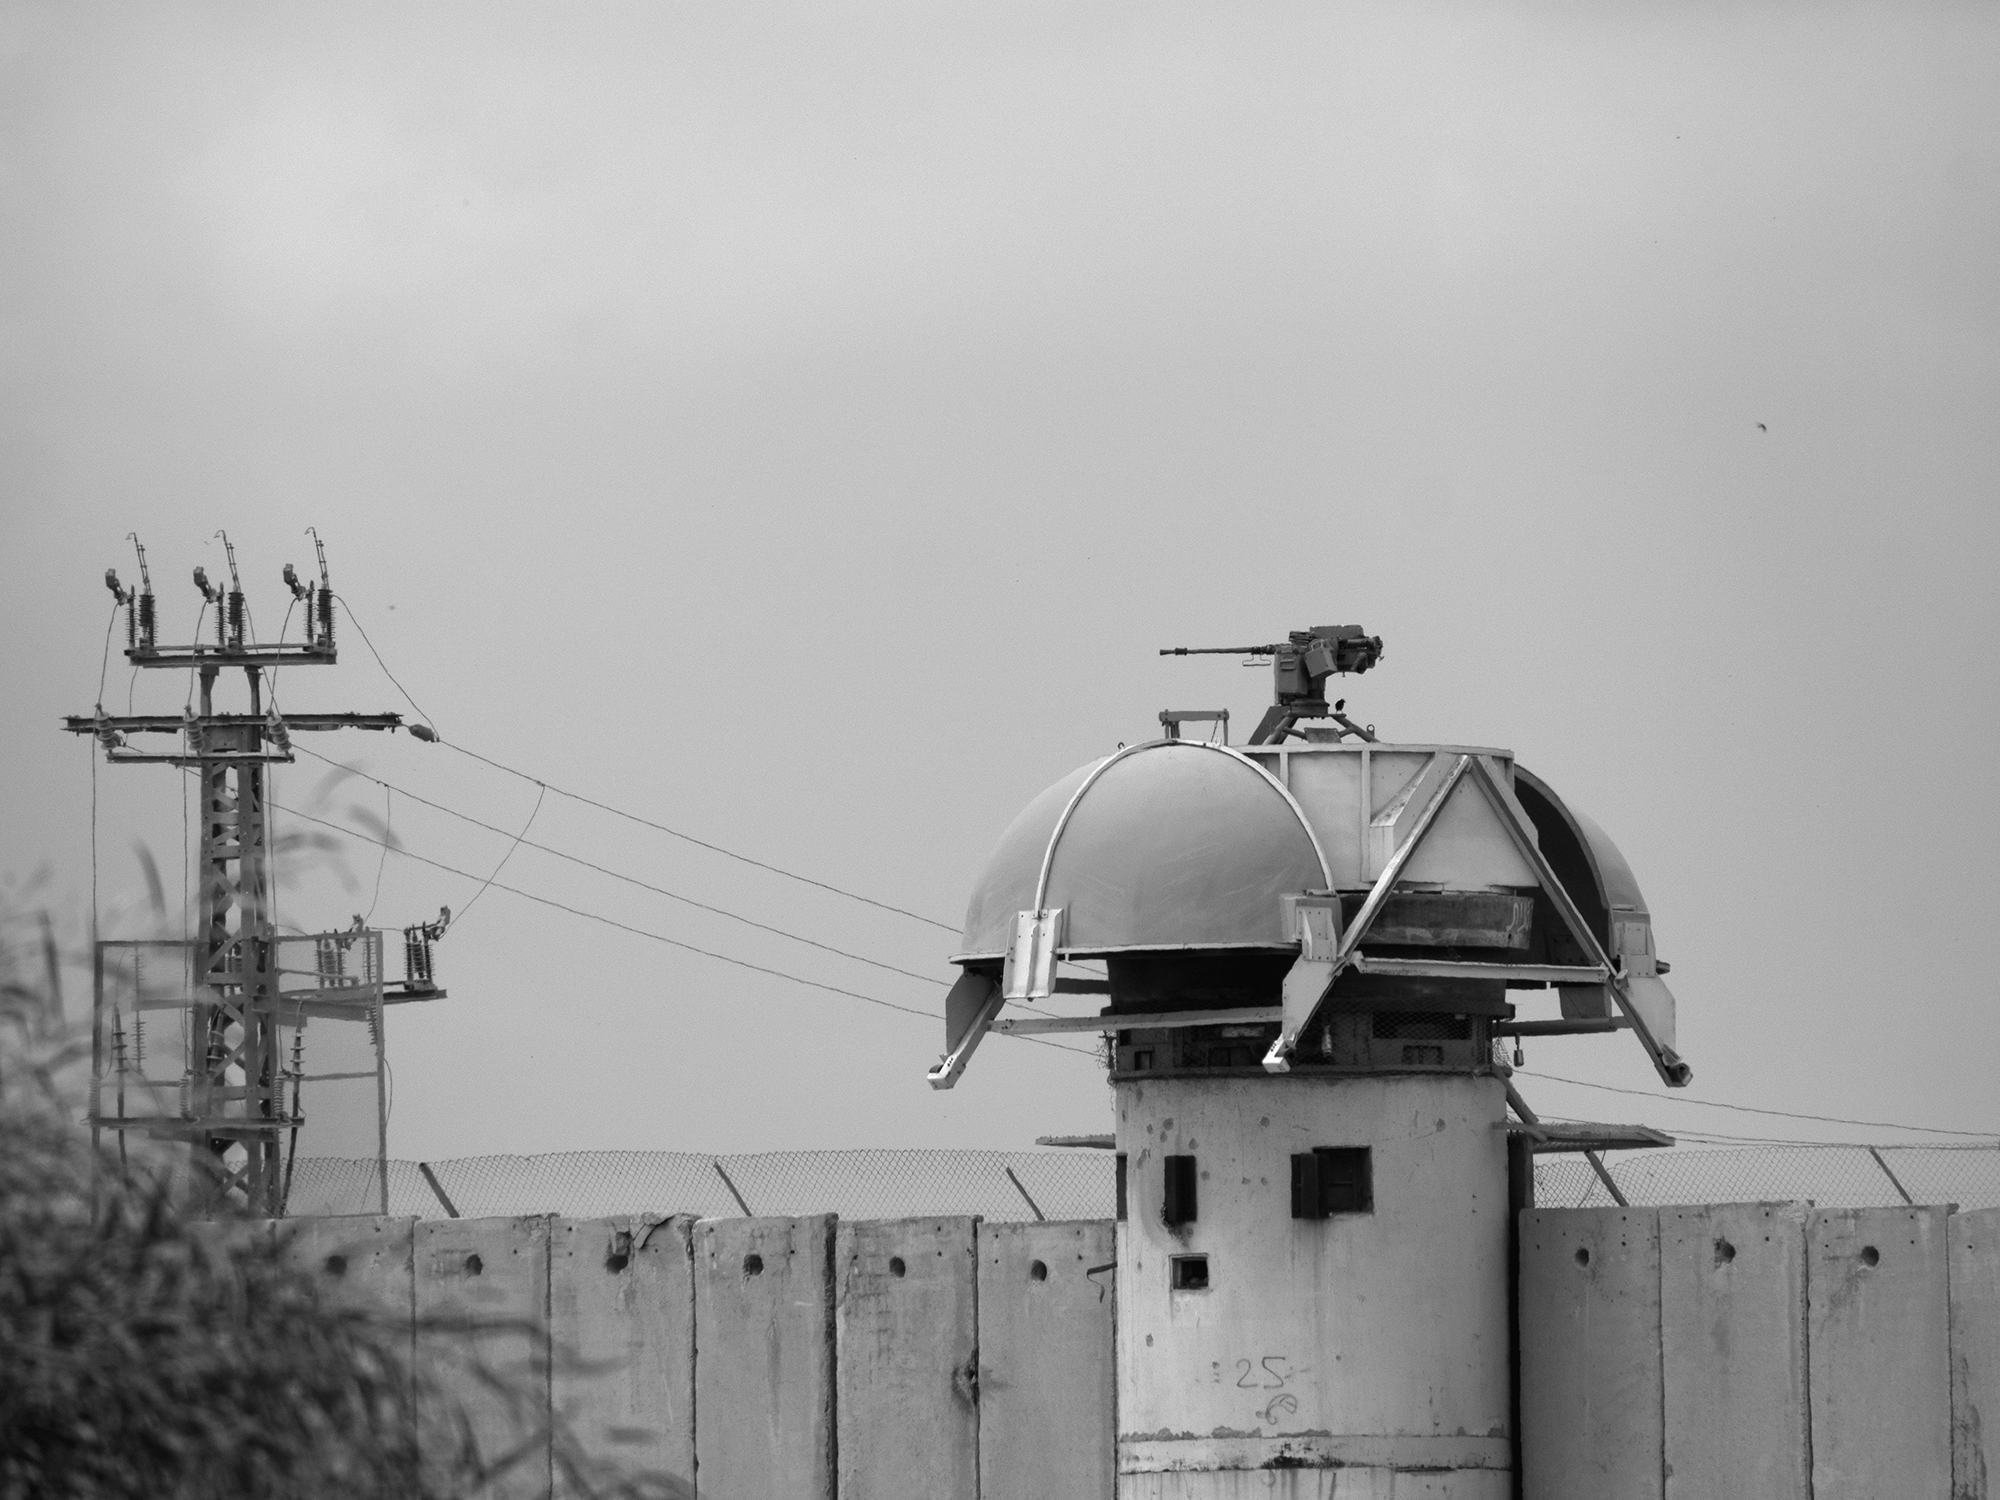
[1534,1144,2000,1211]
[282,1144,1997,1221]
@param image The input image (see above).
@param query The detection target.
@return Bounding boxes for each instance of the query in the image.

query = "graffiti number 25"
[1235,1356,1290,1389]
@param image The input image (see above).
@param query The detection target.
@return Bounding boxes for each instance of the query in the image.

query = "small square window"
[1163,1154,1198,1226]
[1291,1147,1373,1218]
[1170,1253,1210,1290]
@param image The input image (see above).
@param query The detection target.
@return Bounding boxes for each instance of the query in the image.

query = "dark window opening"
[1131,1049,1154,1071]
[1163,1154,1198,1226]
[1115,1153,1128,1222]
[1170,1254,1210,1290]
[1291,1146,1374,1218]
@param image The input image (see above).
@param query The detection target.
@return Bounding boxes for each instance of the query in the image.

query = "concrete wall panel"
[694,1215,835,1500]
[1950,1208,2000,1500]
[550,1216,694,1500]
[1660,1203,1808,1500]
[1518,1207,1662,1500]
[286,1214,415,1326]
[1808,1206,1951,1500]
[979,1220,1115,1500]
[416,1215,552,1500]
[835,1217,979,1499]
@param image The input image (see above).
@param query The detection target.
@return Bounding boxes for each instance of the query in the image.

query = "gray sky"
[4,0,1996,1161]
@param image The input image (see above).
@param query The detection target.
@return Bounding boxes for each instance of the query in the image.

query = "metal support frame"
[1505,1081,1631,1207]
[1261,753,1693,1088]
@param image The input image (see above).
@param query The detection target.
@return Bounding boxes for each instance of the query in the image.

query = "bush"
[0,910,680,1500]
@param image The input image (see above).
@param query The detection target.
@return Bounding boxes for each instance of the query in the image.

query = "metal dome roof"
[956,740,1332,961]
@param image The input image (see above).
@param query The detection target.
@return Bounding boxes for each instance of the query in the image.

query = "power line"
[443,738,962,934]
[454,781,544,923]
[332,594,439,732]
[271,799,1094,1059]
[1516,1068,1995,1140]
[293,746,948,987]
[333,590,960,934]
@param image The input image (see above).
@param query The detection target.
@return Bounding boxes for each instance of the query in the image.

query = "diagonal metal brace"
[1461,757,1692,1088]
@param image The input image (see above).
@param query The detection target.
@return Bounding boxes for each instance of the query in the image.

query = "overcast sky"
[3,0,1996,1163]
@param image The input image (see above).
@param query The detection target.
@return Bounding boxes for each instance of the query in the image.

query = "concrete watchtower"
[929,635,1689,1499]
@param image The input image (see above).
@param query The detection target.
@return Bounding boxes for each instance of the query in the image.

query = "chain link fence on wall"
[285,1148,1119,1221]
[282,1142,2000,1222]
[1532,1142,2000,1212]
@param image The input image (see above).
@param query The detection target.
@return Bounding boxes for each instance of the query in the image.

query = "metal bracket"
[1263,893,1342,1074]
[927,970,1006,1090]
[1001,908,1064,1002]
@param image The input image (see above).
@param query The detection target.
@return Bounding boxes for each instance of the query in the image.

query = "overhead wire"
[1516,1067,1995,1141]
[454,781,544,923]
[332,594,438,733]
[269,798,1096,1059]
[292,746,948,987]
[361,785,392,925]
[444,738,962,934]
[331,591,961,934]
[96,602,118,705]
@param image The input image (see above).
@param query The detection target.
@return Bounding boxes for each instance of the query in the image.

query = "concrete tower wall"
[1114,1073,1512,1499]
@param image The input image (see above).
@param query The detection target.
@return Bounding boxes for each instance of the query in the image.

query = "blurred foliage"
[0,905,686,1500]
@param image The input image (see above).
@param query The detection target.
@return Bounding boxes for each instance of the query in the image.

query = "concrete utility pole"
[68,533,444,1217]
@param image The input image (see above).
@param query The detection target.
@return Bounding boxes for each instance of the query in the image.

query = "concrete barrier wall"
[977,1220,1116,1500]
[1953,1207,2000,1499]
[284,1203,1988,1500]
[694,1214,836,1500]
[1808,1206,1952,1500]
[1519,1207,1664,1500]
[417,1214,553,1500]
[1659,1203,1809,1500]
[1526,1204,1979,1500]
[835,1217,979,1499]
[550,1215,694,1500]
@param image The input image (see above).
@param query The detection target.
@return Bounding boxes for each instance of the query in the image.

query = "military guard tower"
[929,626,1687,1499]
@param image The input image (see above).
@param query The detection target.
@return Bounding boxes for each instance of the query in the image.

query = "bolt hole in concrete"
[1861,1246,1880,1268]
[464,1253,483,1276]
[743,1253,764,1276]
[889,1256,907,1278]
[323,1254,347,1277]
[1030,1260,1049,1282]
[1574,1247,1592,1268]
[1715,1240,1736,1265]
[1171,1254,1210,1291]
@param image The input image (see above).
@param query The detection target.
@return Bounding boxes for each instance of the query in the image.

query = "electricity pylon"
[67,533,444,1216]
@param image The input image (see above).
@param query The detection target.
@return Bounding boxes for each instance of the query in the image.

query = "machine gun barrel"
[1159,645,1279,657]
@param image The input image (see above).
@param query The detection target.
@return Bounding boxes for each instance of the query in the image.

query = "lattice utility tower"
[66,533,446,1216]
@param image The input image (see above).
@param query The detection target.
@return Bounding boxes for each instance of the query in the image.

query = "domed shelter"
[929,732,1687,1091]
[956,740,1331,960]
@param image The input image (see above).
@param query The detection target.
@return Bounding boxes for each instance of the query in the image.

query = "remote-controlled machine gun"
[1163,624,1385,744]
